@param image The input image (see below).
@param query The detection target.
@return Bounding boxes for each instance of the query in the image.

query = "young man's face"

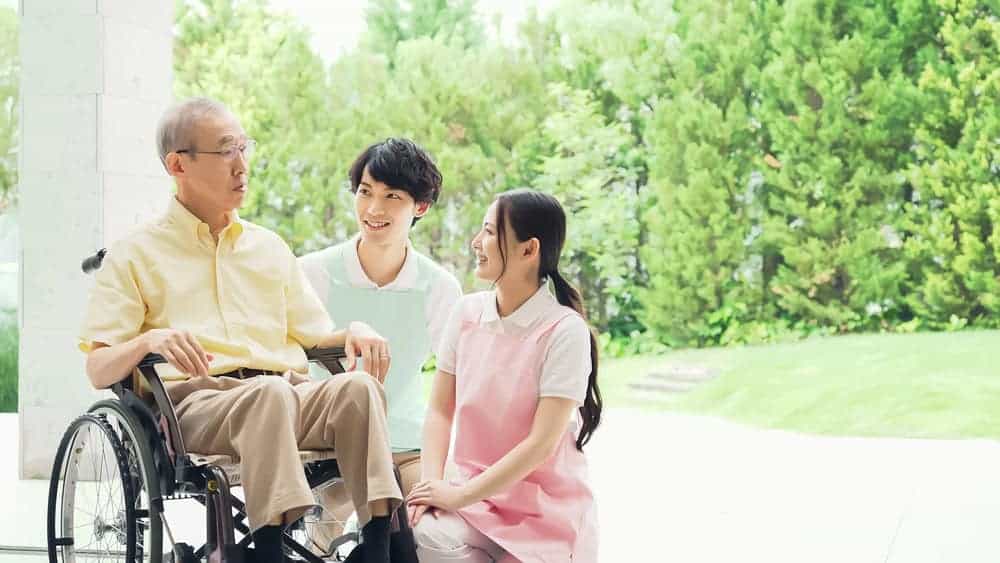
[354,166,429,246]
[175,112,249,214]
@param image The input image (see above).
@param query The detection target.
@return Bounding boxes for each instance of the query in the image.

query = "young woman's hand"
[406,480,472,513]
[407,503,435,527]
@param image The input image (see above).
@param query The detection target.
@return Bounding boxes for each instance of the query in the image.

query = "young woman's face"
[354,166,428,246]
[471,201,506,281]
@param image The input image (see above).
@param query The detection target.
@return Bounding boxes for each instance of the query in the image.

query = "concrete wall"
[18,0,173,478]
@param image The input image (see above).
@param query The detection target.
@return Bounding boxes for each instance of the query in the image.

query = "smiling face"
[471,200,518,282]
[354,166,430,247]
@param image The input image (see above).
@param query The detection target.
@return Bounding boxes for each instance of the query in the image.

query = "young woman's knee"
[413,517,493,562]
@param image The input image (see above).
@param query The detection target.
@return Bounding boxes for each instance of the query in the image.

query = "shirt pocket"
[223,262,288,337]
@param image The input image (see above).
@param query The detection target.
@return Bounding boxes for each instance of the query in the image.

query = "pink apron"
[452,296,599,563]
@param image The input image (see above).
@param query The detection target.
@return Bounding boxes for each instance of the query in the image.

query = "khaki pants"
[168,371,402,532]
[307,451,421,553]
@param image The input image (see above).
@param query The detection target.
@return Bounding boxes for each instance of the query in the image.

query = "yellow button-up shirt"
[79,197,334,381]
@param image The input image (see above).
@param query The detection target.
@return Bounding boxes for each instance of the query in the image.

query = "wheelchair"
[44,345,393,563]
[46,251,408,562]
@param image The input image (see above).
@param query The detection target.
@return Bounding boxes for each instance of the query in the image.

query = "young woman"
[408,189,601,562]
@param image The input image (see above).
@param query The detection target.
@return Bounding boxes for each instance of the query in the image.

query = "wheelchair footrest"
[166,542,198,563]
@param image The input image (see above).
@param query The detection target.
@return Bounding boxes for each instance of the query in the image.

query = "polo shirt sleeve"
[427,269,464,355]
[286,247,335,349]
[539,314,592,405]
[78,244,145,353]
[436,293,472,376]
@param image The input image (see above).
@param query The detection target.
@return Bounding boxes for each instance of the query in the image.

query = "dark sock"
[389,527,419,563]
[389,504,419,563]
[252,525,284,562]
[361,516,391,563]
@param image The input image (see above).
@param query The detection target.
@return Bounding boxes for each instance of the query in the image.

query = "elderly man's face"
[179,112,249,214]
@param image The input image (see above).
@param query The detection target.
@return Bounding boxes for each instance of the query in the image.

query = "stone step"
[628,363,720,398]
[648,365,720,383]
[628,379,698,394]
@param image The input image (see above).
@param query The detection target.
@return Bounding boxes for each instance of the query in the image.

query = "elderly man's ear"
[164,153,185,177]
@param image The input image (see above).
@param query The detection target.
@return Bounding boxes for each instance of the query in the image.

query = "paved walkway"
[5,410,1000,561]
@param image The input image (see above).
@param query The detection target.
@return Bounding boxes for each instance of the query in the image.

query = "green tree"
[530,83,641,333]
[902,0,1000,329]
[0,7,18,212]
[641,0,772,345]
[754,0,940,332]
[519,0,682,337]
[363,0,484,63]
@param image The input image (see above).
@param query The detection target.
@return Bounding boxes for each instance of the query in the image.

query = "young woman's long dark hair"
[493,188,602,451]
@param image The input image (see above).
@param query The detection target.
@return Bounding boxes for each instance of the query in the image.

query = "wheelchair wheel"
[89,399,165,563]
[47,413,137,562]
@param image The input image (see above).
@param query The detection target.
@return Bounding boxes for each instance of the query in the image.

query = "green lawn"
[602,330,999,439]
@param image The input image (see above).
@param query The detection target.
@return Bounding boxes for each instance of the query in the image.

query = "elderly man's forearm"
[85,336,150,389]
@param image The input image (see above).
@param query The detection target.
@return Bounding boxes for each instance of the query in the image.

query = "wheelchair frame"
[46,346,383,563]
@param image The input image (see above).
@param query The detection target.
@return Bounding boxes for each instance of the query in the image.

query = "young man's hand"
[345,321,390,383]
[142,329,213,377]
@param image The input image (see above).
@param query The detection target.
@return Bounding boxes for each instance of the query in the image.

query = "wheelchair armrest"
[137,352,167,369]
[306,346,347,375]
[132,354,189,463]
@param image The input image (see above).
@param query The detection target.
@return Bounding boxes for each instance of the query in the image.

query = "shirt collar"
[480,283,556,327]
[344,234,418,290]
[166,197,244,240]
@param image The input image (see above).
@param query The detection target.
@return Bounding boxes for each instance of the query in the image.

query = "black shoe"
[343,542,367,563]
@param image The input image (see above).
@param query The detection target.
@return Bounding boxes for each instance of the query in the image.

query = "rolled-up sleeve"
[78,249,145,353]
[286,249,335,348]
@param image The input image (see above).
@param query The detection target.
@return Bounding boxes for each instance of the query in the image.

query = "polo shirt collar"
[345,234,418,290]
[480,282,555,327]
[166,197,244,240]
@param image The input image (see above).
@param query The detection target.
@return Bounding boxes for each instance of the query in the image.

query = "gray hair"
[155,97,231,166]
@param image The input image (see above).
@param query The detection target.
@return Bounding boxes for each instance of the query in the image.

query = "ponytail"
[550,269,602,451]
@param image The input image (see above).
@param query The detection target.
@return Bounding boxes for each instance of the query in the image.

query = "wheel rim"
[51,415,136,562]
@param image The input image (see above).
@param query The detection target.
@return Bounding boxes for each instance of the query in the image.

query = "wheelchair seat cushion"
[189,450,338,486]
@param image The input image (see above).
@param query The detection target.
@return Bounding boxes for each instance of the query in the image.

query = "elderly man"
[79,97,406,563]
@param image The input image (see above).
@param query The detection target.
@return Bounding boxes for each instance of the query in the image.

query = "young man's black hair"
[348,138,443,223]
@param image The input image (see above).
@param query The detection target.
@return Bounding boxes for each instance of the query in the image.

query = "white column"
[18,0,173,478]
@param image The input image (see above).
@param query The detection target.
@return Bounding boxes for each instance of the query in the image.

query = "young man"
[299,138,463,548]
[79,98,410,563]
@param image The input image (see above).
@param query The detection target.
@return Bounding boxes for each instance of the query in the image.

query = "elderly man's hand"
[345,321,390,383]
[142,329,213,377]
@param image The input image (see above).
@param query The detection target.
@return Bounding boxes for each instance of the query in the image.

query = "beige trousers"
[169,371,402,532]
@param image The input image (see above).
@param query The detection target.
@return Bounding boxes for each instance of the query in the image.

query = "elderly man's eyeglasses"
[176,139,257,162]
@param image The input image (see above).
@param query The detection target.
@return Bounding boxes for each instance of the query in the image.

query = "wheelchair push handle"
[82,248,107,274]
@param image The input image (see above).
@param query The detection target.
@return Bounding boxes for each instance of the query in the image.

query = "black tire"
[47,413,138,562]
[89,399,165,563]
